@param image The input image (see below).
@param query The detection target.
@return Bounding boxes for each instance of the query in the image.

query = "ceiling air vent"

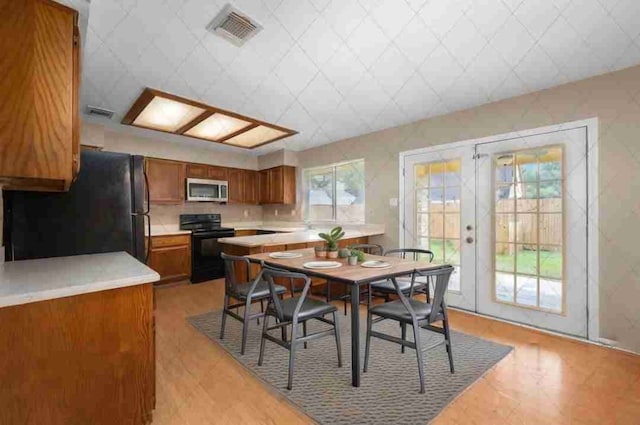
[207,4,262,46]
[86,105,115,119]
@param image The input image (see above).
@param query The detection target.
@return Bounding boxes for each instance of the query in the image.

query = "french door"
[402,127,589,337]
[403,145,477,311]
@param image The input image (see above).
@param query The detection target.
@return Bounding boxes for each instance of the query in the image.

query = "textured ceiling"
[81,0,640,154]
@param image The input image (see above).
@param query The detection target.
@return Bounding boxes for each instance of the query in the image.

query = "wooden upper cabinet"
[244,170,259,205]
[145,158,185,204]
[259,166,296,205]
[259,169,271,204]
[227,168,244,203]
[186,163,208,178]
[208,166,228,181]
[0,0,80,192]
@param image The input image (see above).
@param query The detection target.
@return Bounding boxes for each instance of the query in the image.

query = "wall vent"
[86,105,115,119]
[207,4,262,46]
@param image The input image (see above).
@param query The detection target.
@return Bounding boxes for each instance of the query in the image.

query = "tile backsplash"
[148,202,263,227]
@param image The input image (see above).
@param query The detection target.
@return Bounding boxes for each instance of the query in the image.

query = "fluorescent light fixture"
[184,113,252,141]
[132,96,205,132]
[122,88,297,149]
[224,125,288,148]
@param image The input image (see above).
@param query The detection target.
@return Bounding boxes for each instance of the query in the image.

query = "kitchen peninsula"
[0,252,159,425]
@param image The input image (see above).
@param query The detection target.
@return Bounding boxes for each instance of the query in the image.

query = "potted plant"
[338,248,351,258]
[348,249,365,265]
[314,245,327,258]
[319,226,344,259]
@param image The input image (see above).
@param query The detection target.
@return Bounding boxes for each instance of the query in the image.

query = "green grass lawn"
[428,240,562,279]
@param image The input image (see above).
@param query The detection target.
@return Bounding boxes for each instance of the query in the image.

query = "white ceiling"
[82,0,640,155]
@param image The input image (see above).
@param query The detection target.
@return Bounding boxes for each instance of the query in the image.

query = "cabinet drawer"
[150,234,191,248]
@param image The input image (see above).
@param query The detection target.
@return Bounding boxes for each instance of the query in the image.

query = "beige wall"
[295,65,640,353]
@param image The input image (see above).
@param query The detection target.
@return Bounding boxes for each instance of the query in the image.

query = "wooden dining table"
[246,248,443,387]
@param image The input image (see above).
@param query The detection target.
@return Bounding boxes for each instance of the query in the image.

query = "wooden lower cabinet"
[0,284,155,425]
[148,235,191,284]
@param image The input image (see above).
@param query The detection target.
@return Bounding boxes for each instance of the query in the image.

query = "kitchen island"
[0,252,159,425]
[219,226,384,283]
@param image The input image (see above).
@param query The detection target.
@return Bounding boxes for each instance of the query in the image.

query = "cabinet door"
[259,169,271,204]
[244,170,259,204]
[186,163,208,178]
[270,167,284,203]
[148,245,191,283]
[227,168,244,203]
[208,166,228,181]
[282,166,296,204]
[0,0,78,191]
[146,158,185,204]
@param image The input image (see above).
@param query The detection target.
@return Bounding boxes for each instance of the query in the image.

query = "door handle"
[466,236,474,244]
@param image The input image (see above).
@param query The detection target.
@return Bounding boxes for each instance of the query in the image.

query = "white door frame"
[398,118,599,342]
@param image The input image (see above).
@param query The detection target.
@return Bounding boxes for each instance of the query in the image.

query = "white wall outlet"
[389,198,398,207]
[274,209,278,216]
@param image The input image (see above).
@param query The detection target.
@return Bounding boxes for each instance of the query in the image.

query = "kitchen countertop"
[147,224,192,237]
[218,226,385,248]
[0,252,160,308]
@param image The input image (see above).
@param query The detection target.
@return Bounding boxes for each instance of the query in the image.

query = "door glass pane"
[493,145,564,313]
[444,214,459,238]
[430,239,444,263]
[496,214,515,242]
[495,243,515,272]
[416,189,430,212]
[444,186,460,212]
[496,272,514,302]
[415,164,429,187]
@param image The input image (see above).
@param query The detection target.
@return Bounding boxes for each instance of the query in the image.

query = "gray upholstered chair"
[258,267,342,390]
[220,253,287,355]
[363,265,455,393]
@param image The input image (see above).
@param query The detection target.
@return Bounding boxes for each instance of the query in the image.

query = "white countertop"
[147,224,191,237]
[218,226,385,248]
[0,252,160,308]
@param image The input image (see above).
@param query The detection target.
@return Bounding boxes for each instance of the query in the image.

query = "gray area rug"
[188,310,512,425]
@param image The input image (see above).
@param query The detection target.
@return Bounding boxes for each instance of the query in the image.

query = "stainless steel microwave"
[186,178,228,202]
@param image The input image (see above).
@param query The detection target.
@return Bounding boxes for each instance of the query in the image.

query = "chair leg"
[401,323,407,354]
[302,321,308,349]
[332,312,342,367]
[257,299,264,325]
[287,324,298,390]
[412,323,425,394]
[220,294,229,339]
[258,313,270,366]
[443,311,455,374]
[241,300,251,355]
[363,311,373,373]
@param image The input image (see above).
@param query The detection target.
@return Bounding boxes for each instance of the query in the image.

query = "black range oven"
[180,214,235,283]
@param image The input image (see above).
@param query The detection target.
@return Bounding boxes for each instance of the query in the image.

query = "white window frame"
[303,159,365,224]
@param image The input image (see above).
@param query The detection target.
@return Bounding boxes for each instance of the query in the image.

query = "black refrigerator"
[3,150,150,263]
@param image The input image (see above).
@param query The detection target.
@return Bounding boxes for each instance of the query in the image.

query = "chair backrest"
[221,252,251,296]
[348,243,384,256]
[262,266,311,324]
[384,248,434,263]
[415,265,454,322]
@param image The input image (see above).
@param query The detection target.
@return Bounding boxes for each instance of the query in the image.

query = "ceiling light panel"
[184,113,252,141]
[133,96,205,132]
[224,125,288,148]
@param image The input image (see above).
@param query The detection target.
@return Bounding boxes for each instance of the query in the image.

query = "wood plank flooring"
[153,280,640,425]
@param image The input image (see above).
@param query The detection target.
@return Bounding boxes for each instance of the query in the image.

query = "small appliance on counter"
[3,151,150,263]
[180,214,235,283]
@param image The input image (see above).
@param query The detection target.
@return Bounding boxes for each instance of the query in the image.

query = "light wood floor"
[153,280,640,425]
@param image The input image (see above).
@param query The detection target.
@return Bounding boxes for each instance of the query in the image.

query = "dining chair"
[258,267,342,390]
[369,248,435,303]
[220,253,287,355]
[363,265,455,393]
